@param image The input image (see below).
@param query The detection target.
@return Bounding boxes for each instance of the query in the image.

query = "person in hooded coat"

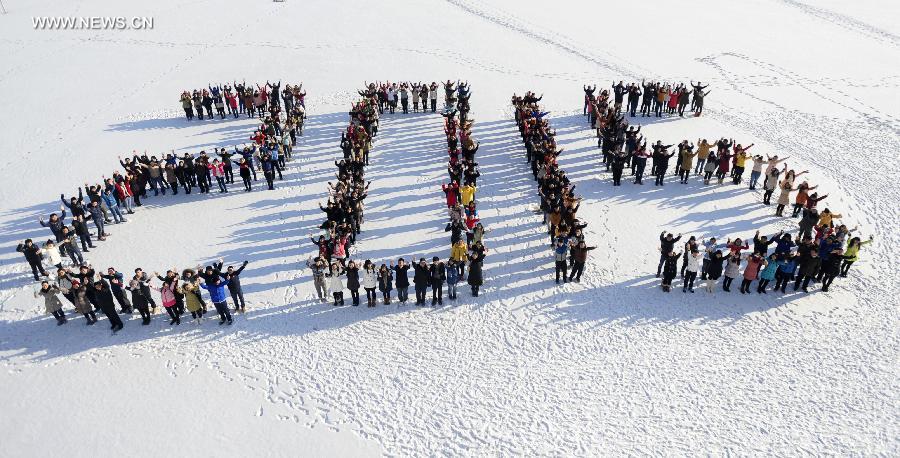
[35,281,67,325]
[467,251,484,297]
[93,280,123,331]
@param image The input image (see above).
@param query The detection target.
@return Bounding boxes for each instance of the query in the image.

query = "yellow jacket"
[697,142,712,159]
[460,185,476,205]
[735,152,750,168]
[818,212,842,227]
[450,242,468,261]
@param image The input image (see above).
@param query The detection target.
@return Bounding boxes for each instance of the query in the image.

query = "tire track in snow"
[774,0,900,48]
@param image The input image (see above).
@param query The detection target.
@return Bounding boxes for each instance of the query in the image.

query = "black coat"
[94,284,117,313]
[378,271,393,291]
[430,264,446,286]
[16,243,42,263]
[412,264,430,286]
[393,265,410,288]
[345,266,360,290]
[706,256,726,280]
[659,234,681,255]
[662,254,680,277]
[468,259,483,286]
[822,255,848,277]
[798,255,822,277]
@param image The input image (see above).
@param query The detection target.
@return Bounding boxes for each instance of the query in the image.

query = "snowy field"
[1,0,898,456]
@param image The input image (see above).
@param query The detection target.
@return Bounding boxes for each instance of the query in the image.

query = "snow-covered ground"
[1,0,898,455]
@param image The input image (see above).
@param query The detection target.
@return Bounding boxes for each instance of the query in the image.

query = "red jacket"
[442,183,459,207]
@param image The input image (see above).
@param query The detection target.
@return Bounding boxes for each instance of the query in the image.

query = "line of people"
[18,109,302,284]
[512,92,597,284]
[585,80,710,120]
[307,90,377,305]
[361,81,445,115]
[30,259,250,330]
[586,86,833,229]
[656,222,872,294]
[440,81,486,301]
[306,82,487,307]
[179,81,306,121]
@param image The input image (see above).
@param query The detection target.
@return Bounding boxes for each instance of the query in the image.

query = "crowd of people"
[307,81,487,307]
[584,82,836,229]
[28,259,250,330]
[17,83,307,329]
[584,80,710,120]
[179,81,306,121]
[656,224,873,294]
[362,81,441,114]
[512,92,597,284]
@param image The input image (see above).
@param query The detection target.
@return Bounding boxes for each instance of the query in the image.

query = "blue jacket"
[446,266,459,284]
[778,259,797,274]
[774,238,795,254]
[760,260,782,281]
[201,281,228,303]
[818,240,840,260]
[101,191,118,208]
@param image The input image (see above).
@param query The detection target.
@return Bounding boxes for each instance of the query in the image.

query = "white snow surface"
[1,0,899,456]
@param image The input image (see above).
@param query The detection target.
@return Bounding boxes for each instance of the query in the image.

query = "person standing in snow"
[93,280,123,332]
[326,262,345,307]
[362,260,377,307]
[35,281,67,326]
[553,237,570,284]
[200,276,233,324]
[682,249,702,293]
[467,251,484,297]
[17,239,49,281]
[378,264,393,305]
[306,257,327,303]
[392,259,410,305]
[656,232,682,277]
[413,258,430,305]
[429,257,446,306]
[739,254,764,294]
[568,240,596,283]
[100,268,132,313]
[660,250,681,292]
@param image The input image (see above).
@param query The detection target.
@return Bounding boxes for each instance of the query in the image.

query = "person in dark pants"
[100,268,132,313]
[468,251,484,297]
[794,250,821,292]
[568,241,596,282]
[660,251,681,292]
[201,277,233,325]
[35,281,67,325]
[262,153,276,190]
[656,232,682,277]
[412,258,430,305]
[71,215,94,251]
[133,268,158,311]
[127,278,152,325]
[820,249,851,292]
[217,259,248,313]
[653,147,675,186]
[16,239,48,281]
[429,257,445,306]
[392,259,410,305]
[93,280,123,331]
[554,237,569,283]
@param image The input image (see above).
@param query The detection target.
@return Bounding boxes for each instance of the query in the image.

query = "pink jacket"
[743,256,762,280]
[153,282,177,308]
[209,162,225,178]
